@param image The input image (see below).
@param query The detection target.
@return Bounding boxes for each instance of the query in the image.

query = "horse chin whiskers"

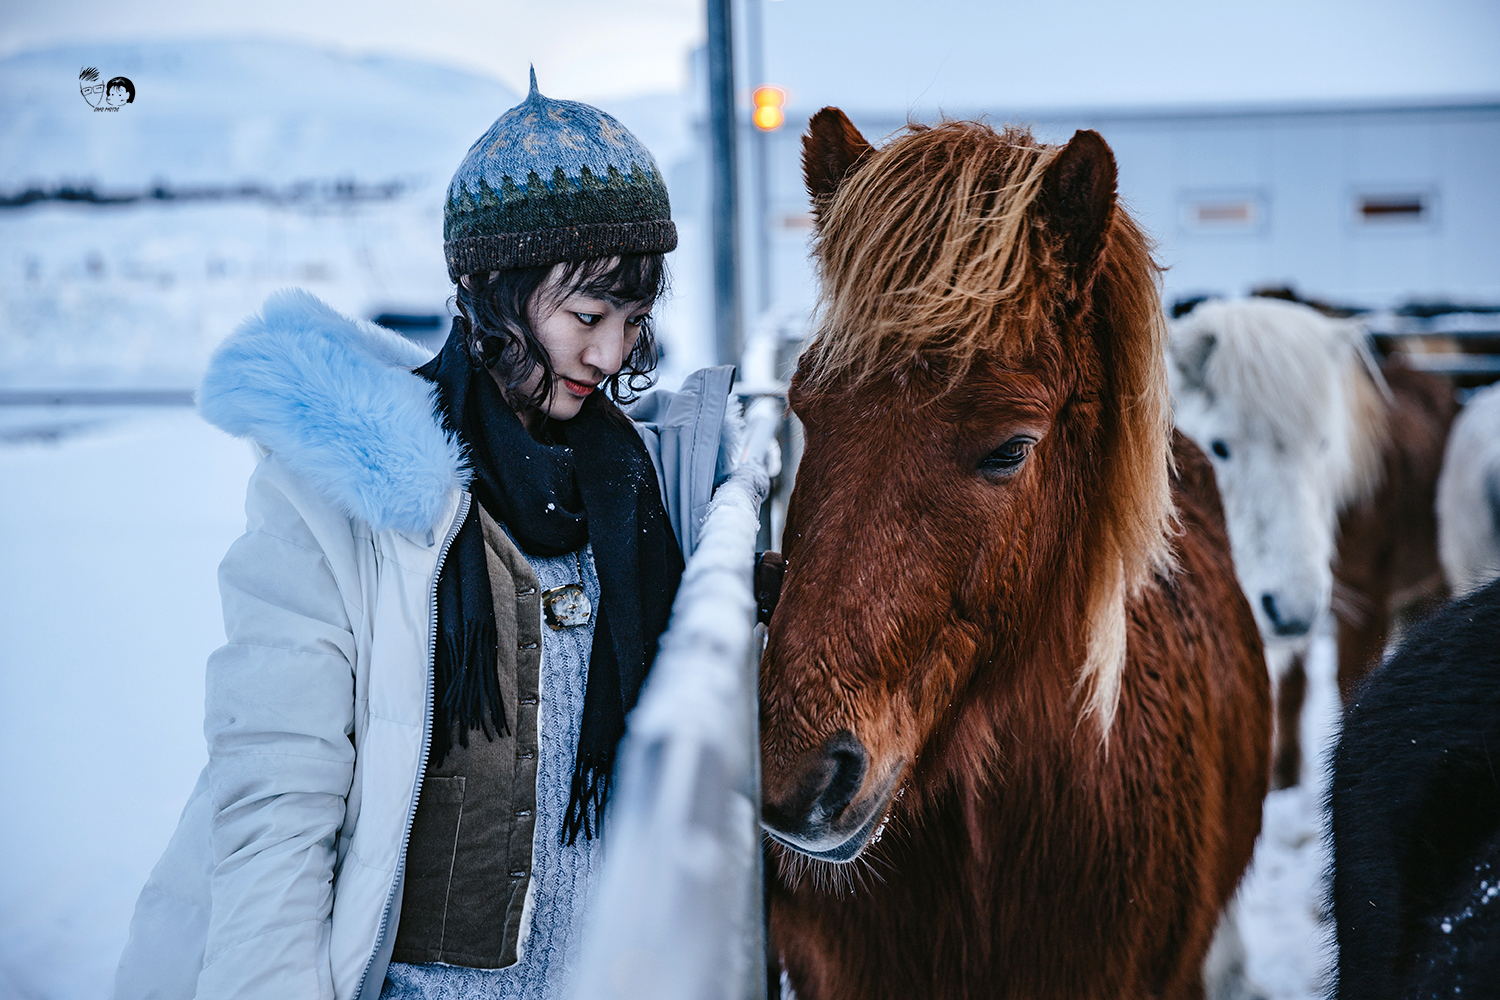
[771,774,910,898]
[771,819,898,899]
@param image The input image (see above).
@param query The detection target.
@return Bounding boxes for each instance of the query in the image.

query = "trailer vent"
[1357,194,1428,222]
[1194,200,1255,224]
[1180,191,1265,233]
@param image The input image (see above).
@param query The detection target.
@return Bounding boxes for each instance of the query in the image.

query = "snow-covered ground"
[1239,638,1341,1000]
[0,411,255,999]
[0,407,1343,999]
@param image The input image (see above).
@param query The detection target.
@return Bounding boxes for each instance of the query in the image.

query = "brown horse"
[759,110,1270,1000]
[1331,356,1457,700]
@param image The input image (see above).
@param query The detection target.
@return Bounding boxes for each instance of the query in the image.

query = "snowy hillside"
[0,39,520,188]
[0,40,709,390]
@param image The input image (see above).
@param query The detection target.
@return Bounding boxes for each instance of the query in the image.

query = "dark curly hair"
[455,254,667,412]
[105,76,135,103]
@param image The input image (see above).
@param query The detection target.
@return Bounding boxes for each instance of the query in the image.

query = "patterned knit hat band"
[443,69,677,281]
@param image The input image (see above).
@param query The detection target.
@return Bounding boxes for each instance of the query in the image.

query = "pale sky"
[764,0,1500,115]
[3,0,1498,109]
[0,0,705,101]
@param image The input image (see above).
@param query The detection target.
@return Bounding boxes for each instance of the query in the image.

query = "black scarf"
[415,320,684,842]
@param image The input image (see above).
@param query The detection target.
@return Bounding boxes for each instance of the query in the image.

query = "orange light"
[753,105,784,130]
[752,86,785,131]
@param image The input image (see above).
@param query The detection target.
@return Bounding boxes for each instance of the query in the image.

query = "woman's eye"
[627,313,649,327]
[978,437,1034,475]
[1211,439,1230,460]
[575,313,601,326]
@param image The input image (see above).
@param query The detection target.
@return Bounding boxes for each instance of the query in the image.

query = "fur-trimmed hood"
[199,290,469,535]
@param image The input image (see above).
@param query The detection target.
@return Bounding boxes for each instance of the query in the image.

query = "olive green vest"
[391,507,542,968]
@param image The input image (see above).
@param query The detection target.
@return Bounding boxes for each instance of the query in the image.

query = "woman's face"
[507,267,652,425]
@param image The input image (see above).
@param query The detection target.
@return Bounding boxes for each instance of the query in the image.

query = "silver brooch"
[541,552,591,630]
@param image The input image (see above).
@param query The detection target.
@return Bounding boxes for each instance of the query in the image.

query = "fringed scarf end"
[430,619,509,769]
[562,760,611,845]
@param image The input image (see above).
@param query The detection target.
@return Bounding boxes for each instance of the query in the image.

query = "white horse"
[1437,381,1500,596]
[1169,297,1388,789]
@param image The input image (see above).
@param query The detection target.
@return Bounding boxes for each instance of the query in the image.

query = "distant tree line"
[0,178,407,209]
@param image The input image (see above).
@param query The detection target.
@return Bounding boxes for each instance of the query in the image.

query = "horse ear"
[803,107,873,223]
[1171,332,1217,394]
[1042,129,1118,276]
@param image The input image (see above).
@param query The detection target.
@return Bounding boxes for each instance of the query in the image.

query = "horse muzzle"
[761,730,901,863]
[1259,588,1324,641]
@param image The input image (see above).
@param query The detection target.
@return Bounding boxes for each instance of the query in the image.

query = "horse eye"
[1210,439,1230,460]
[978,437,1034,476]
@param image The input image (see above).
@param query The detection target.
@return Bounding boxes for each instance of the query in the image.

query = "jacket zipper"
[353,491,472,1000]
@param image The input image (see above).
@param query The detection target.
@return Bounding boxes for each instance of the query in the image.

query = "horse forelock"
[794,118,1175,737]
[802,120,1061,390]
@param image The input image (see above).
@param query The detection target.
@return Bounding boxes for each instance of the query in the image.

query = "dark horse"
[759,110,1271,999]
[1330,577,1500,999]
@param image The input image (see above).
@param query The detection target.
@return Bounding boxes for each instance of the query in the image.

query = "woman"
[114,74,738,1000]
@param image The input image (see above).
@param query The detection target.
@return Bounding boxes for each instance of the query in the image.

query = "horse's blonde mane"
[803,121,1061,386]
[1344,350,1392,510]
[1176,297,1389,509]
[803,119,1175,734]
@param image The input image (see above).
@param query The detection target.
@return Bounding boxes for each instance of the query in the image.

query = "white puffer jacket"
[113,291,736,1000]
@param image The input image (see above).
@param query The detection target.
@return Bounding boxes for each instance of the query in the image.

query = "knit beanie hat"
[443,69,677,281]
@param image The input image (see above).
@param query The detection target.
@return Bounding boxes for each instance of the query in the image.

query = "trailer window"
[1180,191,1265,233]
[1355,192,1431,225]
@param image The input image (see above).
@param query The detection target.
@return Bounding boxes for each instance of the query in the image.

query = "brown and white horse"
[1169,297,1389,788]
[1170,296,1458,789]
[759,110,1270,1000]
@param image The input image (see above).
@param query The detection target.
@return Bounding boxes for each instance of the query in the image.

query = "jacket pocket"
[390,774,465,962]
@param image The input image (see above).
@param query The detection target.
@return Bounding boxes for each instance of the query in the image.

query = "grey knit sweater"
[381,543,604,1000]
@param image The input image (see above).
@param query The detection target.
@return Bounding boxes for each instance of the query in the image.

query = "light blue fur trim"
[198,289,469,534]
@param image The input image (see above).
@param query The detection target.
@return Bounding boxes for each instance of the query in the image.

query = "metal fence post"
[707,0,743,368]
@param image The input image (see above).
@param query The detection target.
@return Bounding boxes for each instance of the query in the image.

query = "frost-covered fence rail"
[1367,308,1500,385]
[572,398,781,1000]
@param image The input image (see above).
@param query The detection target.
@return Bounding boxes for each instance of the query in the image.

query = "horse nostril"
[1261,593,1279,624]
[764,730,870,834]
[814,732,868,823]
[1261,592,1312,638]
